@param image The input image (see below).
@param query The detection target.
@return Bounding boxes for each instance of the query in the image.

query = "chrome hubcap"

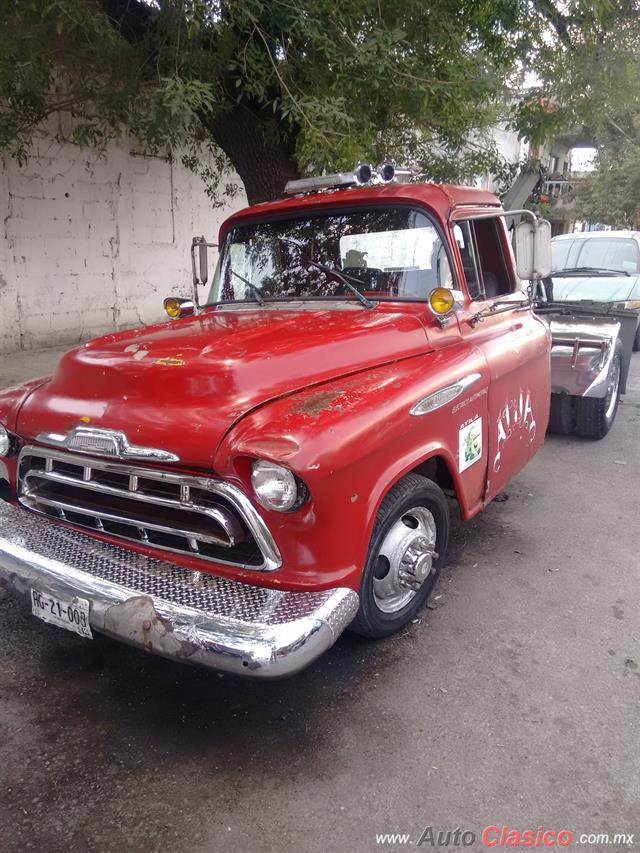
[373,506,438,614]
[605,358,621,421]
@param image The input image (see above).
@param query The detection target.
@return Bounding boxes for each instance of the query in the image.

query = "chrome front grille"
[18,446,281,571]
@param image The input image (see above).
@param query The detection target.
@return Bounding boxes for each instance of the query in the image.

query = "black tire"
[633,322,640,352]
[349,473,449,638]
[548,393,575,435]
[575,351,622,439]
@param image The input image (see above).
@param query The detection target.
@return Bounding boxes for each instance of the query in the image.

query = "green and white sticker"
[459,416,482,472]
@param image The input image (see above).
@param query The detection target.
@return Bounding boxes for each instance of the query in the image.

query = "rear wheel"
[548,393,575,435]
[633,322,640,352]
[350,473,449,638]
[575,352,622,439]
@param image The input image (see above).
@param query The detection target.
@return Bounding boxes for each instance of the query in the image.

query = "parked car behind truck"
[541,231,640,438]
[0,165,618,678]
[550,230,640,350]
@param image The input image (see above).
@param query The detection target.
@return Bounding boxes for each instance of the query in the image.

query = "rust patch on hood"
[291,389,344,416]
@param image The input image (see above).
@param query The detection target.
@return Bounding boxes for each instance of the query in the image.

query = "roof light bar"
[284,162,415,195]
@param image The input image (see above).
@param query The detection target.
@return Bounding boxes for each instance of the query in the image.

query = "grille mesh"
[0,501,338,625]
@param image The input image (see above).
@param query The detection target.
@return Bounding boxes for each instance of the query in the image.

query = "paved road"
[1,347,639,853]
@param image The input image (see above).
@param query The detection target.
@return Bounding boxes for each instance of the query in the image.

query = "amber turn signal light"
[429,287,455,315]
[164,298,182,319]
[163,297,195,319]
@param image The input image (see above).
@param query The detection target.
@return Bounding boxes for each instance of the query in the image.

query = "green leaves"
[573,112,640,228]
[1,0,639,203]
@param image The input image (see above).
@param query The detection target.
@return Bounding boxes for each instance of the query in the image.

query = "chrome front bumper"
[0,501,359,678]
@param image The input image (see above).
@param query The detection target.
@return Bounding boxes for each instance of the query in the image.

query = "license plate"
[30,588,92,639]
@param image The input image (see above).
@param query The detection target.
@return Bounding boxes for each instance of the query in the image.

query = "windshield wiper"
[277,235,375,308]
[306,260,375,309]
[229,267,266,305]
[551,266,630,277]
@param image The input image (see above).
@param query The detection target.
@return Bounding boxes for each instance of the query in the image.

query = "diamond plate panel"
[0,502,345,626]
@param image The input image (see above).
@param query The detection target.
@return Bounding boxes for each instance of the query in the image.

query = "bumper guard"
[0,501,358,678]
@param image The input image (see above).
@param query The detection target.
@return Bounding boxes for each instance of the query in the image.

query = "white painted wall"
[0,118,246,354]
[475,124,527,193]
[0,117,535,356]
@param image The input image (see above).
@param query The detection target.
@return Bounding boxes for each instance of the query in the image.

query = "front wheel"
[350,473,449,638]
[575,351,622,439]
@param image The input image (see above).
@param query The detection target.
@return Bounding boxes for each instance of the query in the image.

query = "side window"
[457,218,515,300]
[473,218,513,297]
[454,222,482,299]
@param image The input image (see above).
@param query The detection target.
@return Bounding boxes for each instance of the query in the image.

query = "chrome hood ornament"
[36,427,179,462]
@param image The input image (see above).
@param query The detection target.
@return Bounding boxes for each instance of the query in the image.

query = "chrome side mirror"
[164,297,195,319]
[190,236,218,311]
[514,217,552,280]
[198,241,209,285]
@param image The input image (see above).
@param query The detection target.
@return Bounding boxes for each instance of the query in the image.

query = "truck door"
[453,214,550,502]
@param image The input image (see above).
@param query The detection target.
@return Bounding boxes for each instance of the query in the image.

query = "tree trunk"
[205,104,301,205]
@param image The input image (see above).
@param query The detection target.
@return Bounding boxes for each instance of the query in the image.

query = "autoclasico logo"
[414,825,573,846]
[376,826,636,848]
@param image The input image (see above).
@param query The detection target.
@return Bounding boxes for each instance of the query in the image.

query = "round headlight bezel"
[250,460,308,513]
[0,424,10,458]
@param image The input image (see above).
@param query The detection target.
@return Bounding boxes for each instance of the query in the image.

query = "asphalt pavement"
[0,346,638,853]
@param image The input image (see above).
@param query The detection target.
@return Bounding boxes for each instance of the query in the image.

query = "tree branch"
[530,0,573,50]
[99,0,153,42]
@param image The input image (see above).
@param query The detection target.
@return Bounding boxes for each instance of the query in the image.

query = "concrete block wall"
[0,117,246,354]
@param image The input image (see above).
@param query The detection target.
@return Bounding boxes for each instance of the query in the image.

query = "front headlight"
[622,300,640,310]
[0,425,9,457]
[251,460,308,512]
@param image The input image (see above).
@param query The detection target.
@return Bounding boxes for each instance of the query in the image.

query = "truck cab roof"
[220,182,502,241]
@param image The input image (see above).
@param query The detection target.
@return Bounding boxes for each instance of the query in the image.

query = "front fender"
[0,378,51,493]
[549,317,622,399]
[0,377,51,432]
[214,344,489,591]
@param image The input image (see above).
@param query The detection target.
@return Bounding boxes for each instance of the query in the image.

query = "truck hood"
[551,274,640,304]
[17,306,431,467]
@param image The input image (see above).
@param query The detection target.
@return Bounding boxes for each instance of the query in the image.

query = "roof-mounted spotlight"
[354,163,373,184]
[378,163,415,184]
[284,161,415,195]
[378,163,396,182]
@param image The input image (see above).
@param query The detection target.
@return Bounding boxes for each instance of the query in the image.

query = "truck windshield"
[206,207,453,305]
[552,237,640,275]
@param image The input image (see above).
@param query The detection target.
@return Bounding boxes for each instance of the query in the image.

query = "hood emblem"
[36,427,179,462]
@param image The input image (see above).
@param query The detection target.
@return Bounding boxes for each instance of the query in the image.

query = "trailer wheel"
[350,473,449,638]
[548,393,575,435]
[575,351,622,440]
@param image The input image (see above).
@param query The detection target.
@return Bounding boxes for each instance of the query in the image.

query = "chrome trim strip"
[21,468,242,545]
[36,426,180,462]
[410,373,482,416]
[19,492,236,548]
[18,446,282,572]
[0,501,358,679]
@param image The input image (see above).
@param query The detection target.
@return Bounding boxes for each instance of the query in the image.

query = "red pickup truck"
[0,167,557,677]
